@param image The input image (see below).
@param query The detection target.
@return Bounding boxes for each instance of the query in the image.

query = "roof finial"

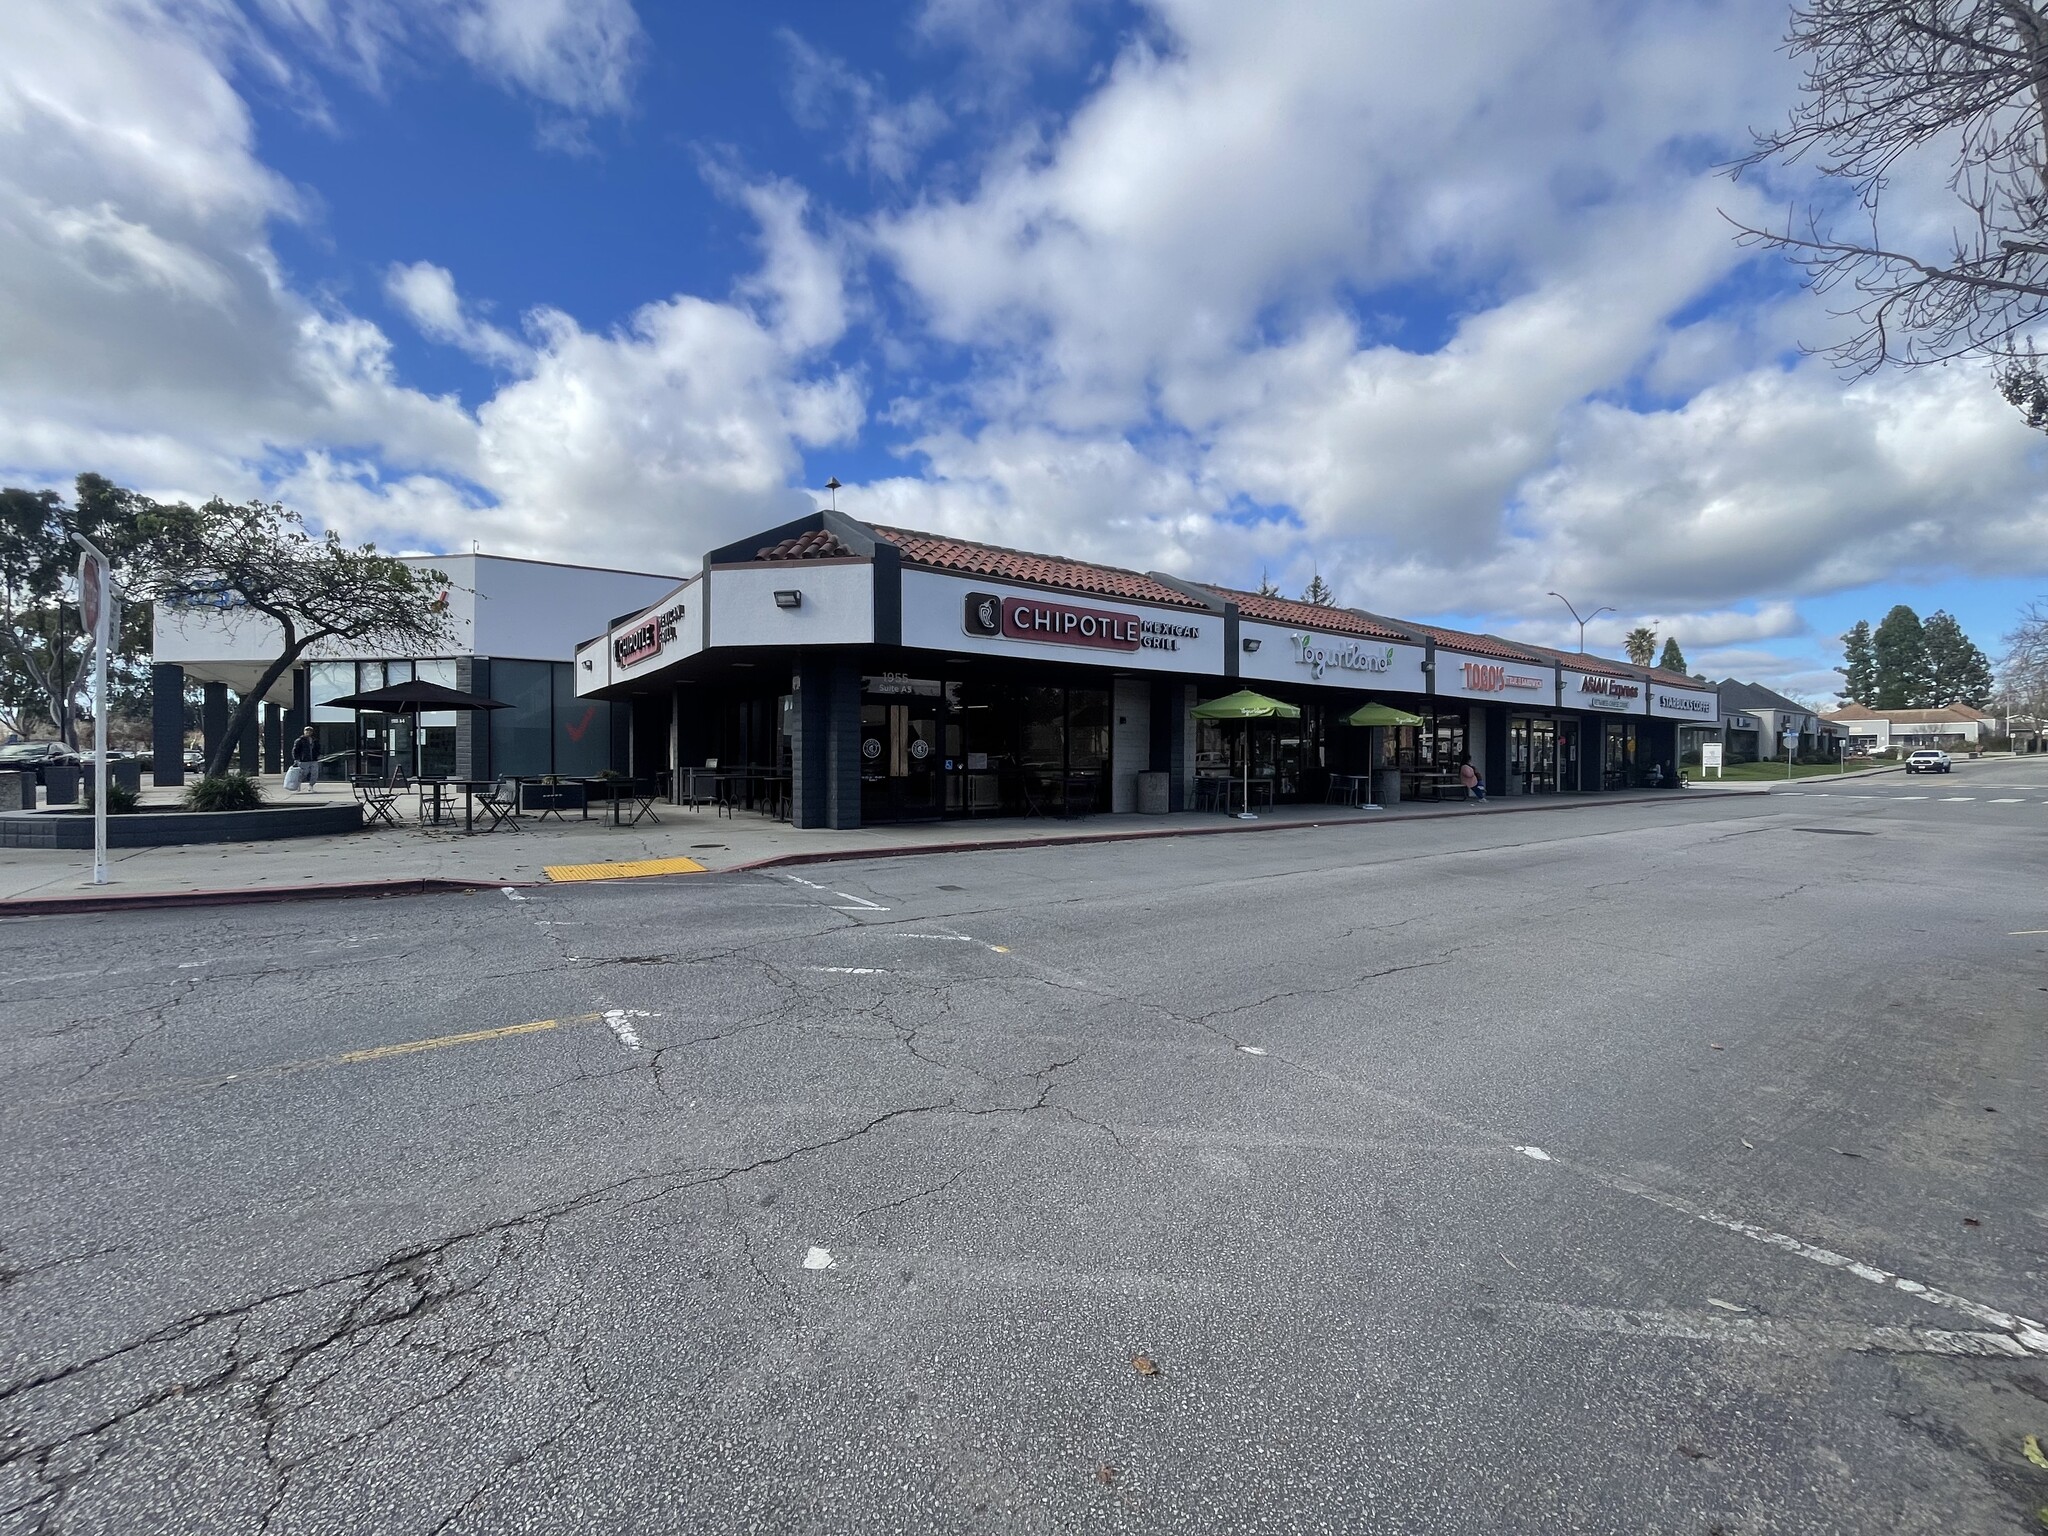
[824,475,841,513]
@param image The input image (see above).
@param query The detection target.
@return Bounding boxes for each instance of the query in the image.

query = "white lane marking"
[1896,796,1927,801]
[1512,1145,1552,1161]
[808,966,888,975]
[1705,1297,1747,1313]
[602,1008,653,1050]
[771,872,890,912]
[1990,798,2024,804]
[1511,1152,2048,1354]
[1239,1046,1268,1056]
[1940,796,1975,802]
[2009,930,2048,936]
[1512,1302,2032,1359]
[887,932,1010,952]
[802,1246,836,1271]
[176,961,207,969]
[501,887,526,901]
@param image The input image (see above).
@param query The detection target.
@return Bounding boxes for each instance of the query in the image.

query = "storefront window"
[416,659,457,777]
[553,665,610,778]
[491,660,552,776]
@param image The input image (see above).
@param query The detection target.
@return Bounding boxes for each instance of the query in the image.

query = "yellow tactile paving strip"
[544,856,706,883]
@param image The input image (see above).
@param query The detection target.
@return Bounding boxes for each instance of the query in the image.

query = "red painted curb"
[0,876,539,919]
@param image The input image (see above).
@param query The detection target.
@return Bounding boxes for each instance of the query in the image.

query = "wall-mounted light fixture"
[580,658,593,670]
[773,589,803,609]
[1242,637,1262,653]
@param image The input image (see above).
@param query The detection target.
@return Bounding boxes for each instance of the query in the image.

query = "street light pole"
[1547,593,1614,653]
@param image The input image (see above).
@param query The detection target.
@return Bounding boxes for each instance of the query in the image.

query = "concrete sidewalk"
[0,773,1790,914]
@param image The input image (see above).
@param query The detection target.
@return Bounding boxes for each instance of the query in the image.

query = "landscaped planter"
[0,802,363,849]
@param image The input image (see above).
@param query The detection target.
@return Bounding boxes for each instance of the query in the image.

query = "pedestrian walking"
[289,726,321,790]
[1459,756,1485,803]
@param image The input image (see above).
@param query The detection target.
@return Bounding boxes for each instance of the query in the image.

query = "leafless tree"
[1734,1,2048,411]
[1998,595,2048,718]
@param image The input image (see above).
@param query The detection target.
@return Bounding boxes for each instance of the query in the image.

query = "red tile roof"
[866,524,1209,610]
[1199,586,1409,640]
[1412,624,1553,665]
[756,530,852,561]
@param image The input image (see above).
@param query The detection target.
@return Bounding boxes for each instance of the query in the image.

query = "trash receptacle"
[1373,768,1402,807]
[44,764,80,805]
[112,760,143,795]
[1136,770,1170,815]
[0,771,31,811]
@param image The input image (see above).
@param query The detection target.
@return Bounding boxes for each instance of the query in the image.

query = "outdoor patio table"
[444,778,492,833]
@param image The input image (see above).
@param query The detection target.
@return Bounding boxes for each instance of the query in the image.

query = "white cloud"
[779,31,948,184]
[252,0,642,116]
[384,260,528,368]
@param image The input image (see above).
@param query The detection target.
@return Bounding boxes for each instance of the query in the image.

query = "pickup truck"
[1904,749,1952,774]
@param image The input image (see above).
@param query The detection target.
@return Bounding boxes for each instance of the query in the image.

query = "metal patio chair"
[475,777,521,832]
[352,776,402,828]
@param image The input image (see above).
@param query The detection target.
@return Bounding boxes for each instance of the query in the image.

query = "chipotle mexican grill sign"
[962,591,1141,652]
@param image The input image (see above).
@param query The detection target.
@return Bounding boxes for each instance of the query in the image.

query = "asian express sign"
[1571,672,1641,712]
[1290,633,1395,679]
[614,601,686,669]
[961,591,1200,653]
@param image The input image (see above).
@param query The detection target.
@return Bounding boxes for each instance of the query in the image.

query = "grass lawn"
[1684,759,1890,782]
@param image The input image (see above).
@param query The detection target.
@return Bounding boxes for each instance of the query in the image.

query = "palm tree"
[1623,625,1657,666]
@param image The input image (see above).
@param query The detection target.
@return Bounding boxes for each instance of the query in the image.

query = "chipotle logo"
[963,591,1141,652]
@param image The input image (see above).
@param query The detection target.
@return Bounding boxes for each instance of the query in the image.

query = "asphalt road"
[1,774,2044,1534]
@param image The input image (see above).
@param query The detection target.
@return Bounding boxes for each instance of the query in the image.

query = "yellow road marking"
[545,855,706,883]
[61,1012,612,1108]
[336,1014,599,1063]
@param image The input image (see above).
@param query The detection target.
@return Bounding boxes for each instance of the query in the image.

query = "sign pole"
[75,536,117,886]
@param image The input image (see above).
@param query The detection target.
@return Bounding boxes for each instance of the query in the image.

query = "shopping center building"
[570,511,1719,828]
[150,510,1717,819]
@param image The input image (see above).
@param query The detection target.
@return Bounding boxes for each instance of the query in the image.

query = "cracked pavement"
[1,784,2045,1533]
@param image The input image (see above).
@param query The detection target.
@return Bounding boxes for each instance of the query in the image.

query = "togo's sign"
[963,591,1140,652]
[614,602,686,669]
[1460,661,1545,693]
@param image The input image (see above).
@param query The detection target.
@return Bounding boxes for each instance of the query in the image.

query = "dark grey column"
[1150,677,1189,811]
[236,698,259,774]
[262,702,283,774]
[1483,705,1508,797]
[454,658,491,780]
[151,662,185,787]
[793,654,862,829]
[1580,716,1603,792]
[201,680,229,771]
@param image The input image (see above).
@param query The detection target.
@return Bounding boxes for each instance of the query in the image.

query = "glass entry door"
[860,700,944,822]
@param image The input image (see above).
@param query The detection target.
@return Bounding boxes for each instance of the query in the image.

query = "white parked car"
[1904,749,1951,774]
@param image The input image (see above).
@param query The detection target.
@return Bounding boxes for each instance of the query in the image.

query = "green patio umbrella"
[1342,700,1421,810]
[1193,690,1301,819]
[1343,701,1424,728]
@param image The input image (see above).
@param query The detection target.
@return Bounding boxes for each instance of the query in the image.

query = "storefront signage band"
[963,591,1141,652]
[1461,661,1545,693]
[1291,634,1395,679]
[1656,690,1716,717]
[615,601,686,669]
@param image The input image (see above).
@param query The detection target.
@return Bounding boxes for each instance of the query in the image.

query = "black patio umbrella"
[318,679,508,777]
[320,679,508,713]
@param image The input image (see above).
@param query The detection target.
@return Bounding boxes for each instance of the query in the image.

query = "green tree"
[0,474,148,745]
[1839,619,1876,706]
[1256,569,1282,598]
[1301,570,1335,606]
[1872,603,1931,708]
[1922,609,1993,709]
[1657,636,1687,674]
[127,499,454,777]
[1623,625,1657,666]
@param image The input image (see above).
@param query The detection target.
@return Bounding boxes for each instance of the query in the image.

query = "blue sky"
[3,0,2044,702]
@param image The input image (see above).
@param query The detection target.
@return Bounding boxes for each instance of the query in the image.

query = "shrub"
[185,773,265,812]
[83,781,141,814]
